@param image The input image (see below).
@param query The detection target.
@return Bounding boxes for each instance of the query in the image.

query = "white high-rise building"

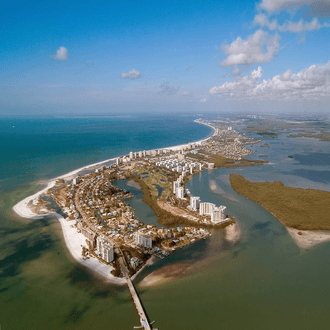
[173,181,181,194]
[199,202,216,216]
[96,236,114,263]
[211,206,227,224]
[135,233,152,249]
[190,196,200,211]
[176,187,185,199]
[102,243,114,263]
[129,151,133,160]
[138,151,143,158]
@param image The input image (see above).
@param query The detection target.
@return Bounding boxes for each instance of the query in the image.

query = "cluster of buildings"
[171,176,229,225]
[155,154,203,174]
[189,196,228,224]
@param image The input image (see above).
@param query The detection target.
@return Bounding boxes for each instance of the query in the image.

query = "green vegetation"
[186,153,268,168]
[134,176,192,226]
[230,174,330,231]
[288,132,330,142]
[257,132,278,138]
[133,176,233,229]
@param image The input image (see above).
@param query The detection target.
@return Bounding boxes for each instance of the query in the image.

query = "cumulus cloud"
[121,69,141,79]
[210,61,330,100]
[200,98,207,102]
[258,0,330,16]
[159,82,180,95]
[220,30,280,67]
[52,47,68,61]
[254,13,330,32]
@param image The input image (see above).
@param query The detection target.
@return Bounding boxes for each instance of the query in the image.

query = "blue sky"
[1,0,330,115]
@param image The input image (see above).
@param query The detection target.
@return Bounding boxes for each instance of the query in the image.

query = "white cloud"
[210,66,263,96]
[159,82,179,95]
[220,30,280,67]
[121,69,141,79]
[254,13,330,32]
[258,0,330,16]
[52,47,68,61]
[210,61,330,100]
[180,91,192,97]
[200,98,207,102]
[186,63,195,70]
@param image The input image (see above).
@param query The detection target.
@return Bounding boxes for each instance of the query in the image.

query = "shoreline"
[286,227,330,249]
[12,119,216,282]
[139,222,243,287]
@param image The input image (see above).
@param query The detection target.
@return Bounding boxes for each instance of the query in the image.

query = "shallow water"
[2,115,330,329]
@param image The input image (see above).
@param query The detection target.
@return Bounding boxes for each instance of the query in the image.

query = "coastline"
[139,222,243,287]
[12,119,216,282]
[286,227,330,249]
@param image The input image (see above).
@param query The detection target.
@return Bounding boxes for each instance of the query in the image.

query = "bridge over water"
[117,248,158,330]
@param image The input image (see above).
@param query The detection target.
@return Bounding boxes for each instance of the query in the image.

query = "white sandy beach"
[12,120,216,283]
[286,227,330,249]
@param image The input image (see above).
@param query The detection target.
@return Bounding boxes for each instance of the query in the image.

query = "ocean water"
[1,115,330,330]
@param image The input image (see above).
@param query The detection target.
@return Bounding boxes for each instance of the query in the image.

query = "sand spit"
[287,227,330,249]
[225,222,242,245]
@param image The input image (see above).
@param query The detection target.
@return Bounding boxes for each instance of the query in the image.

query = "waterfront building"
[199,202,216,216]
[129,151,133,160]
[73,176,80,185]
[138,151,143,158]
[210,205,227,224]
[96,236,114,263]
[208,163,215,169]
[190,196,200,211]
[135,233,152,249]
[102,242,114,263]
[173,180,181,194]
[199,163,202,171]
[176,186,185,199]
[143,150,146,157]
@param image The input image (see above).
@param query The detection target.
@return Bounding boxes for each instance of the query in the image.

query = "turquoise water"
[2,115,330,330]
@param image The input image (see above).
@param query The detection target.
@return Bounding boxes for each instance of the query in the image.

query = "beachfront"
[12,120,217,283]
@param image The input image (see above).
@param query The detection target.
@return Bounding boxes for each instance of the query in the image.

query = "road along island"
[229,174,330,249]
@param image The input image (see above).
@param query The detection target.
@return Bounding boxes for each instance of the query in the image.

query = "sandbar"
[286,227,330,249]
